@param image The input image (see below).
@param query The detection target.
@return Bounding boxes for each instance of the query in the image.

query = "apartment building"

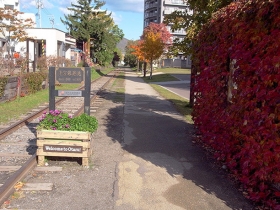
[0,0,19,10]
[144,0,188,43]
[144,0,191,67]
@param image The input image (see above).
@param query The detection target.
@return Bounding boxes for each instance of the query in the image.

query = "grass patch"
[111,72,125,103]
[0,68,114,125]
[0,89,49,124]
[154,67,191,74]
[140,67,193,123]
[150,84,193,123]
[140,67,191,83]
[142,74,179,83]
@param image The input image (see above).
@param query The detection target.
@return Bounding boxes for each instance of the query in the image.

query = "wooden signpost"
[48,67,91,115]
[36,67,93,166]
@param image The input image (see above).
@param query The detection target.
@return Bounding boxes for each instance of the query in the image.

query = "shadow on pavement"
[100,72,254,210]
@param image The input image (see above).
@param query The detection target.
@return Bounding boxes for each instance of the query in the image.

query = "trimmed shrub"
[192,0,280,208]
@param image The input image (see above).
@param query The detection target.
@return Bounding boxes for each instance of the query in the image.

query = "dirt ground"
[0,70,254,210]
[1,74,126,210]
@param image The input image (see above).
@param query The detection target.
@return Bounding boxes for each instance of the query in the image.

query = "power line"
[42,7,52,16]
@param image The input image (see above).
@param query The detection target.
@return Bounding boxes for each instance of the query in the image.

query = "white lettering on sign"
[43,145,83,153]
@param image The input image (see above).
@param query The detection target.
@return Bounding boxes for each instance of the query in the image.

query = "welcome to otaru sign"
[37,130,93,166]
[43,145,82,153]
[48,67,91,115]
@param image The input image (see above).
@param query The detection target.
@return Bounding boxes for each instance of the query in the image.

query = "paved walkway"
[115,69,254,209]
[149,73,190,100]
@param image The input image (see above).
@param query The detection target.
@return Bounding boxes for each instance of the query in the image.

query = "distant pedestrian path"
[150,73,191,100]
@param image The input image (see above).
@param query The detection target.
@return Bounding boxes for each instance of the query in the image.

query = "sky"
[20,0,144,40]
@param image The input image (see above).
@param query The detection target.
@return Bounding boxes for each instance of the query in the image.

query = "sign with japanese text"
[49,67,91,115]
[56,67,84,84]
[58,90,82,97]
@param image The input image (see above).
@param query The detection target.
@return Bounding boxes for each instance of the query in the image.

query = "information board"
[49,67,91,115]
[56,68,84,84]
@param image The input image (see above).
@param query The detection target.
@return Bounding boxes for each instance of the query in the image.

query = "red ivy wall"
[192,0,280,208]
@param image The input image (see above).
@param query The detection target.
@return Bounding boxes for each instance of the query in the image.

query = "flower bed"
[36,110,98,166]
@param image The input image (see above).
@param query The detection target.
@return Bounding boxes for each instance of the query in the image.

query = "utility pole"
[36,0,43,28]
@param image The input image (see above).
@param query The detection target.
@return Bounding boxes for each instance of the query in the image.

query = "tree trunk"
[190,63,197,107]
[149,60,153,79]
[137,59,140,72]
[143,62,147,77]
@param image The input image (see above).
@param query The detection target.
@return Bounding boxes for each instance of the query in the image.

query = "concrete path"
[115,69,253,210]
[151,73,190,100]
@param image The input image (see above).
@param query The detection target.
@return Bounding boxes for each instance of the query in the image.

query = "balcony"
[144,9,158,18]
[164,0,185,6]
[163,7,185,15]
[145,2,158,10]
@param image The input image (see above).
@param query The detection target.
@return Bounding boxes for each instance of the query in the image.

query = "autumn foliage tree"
[0,8,34,75]
[125,23,171,78]
[141,23,172,79]
[129,40,145,72]
[142,22,172,46]
[141,32,164,79]
[0,8,34,54]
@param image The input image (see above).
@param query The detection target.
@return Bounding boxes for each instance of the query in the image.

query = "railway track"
[0,69,120,206]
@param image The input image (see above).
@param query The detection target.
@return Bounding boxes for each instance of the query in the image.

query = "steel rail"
[0,155,37,205]
[0,70,118,206]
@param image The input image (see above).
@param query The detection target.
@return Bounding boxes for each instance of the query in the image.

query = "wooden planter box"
[36,130,93,166]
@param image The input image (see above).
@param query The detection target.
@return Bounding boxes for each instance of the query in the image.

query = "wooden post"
[84,67,91,115]
[49,67,56,111]
[26,40,29,73]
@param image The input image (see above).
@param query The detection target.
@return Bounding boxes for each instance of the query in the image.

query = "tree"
[129,40,146,72]
[163,0,233,56]
[123,53,137,68]
[111,52,120,67]
[142,23,172,44]
[164,0,234,107]
[61,0,104,55]
[140,23,172,79]
[92,22,124,66]
[124,40,138,68]
[61,0,123,66]
[142,22,172,56]
[141,31,164,79]
[0,8,34,56]
[0,8,34,75]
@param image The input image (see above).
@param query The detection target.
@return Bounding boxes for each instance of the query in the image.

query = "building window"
[4,5,14,10]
